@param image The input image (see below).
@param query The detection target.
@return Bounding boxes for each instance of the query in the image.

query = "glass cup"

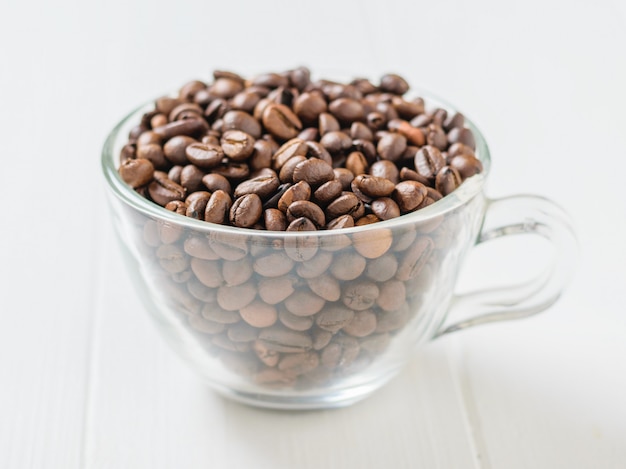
[102,91,577,410]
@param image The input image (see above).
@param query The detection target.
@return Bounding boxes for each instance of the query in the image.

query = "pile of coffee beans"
[119,68,484,390]
[119,67,482,231]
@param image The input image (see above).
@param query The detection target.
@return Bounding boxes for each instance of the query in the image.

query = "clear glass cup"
[102,92,577,410]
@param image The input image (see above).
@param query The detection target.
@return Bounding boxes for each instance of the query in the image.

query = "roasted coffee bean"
[379,73,409,95]
[329,98,365,123]
[185,143,223,169]
[424,124,448,150]
[148,172,186,206]
[350,121,374,140]
[396,236,434,281]
[399,167,431,186]
[307,274,341,302]
[342,281,380,311]
[264,208,287,231]
[178,80,206,101]
[202,190,231,225]
[293,92,327,123]
[227,322,259,342]
[389,119,425,147]
[333,168,354,190]
[168,165,183,184]
[435,165,462,196]
[278,155,306,183]
[216,282,256,311]
[320,335,359,368]
[153,118,208,141]
[284,290,326,317]
[414,145,445,179]
[352,228,393,258]
[295,250,333,278]
[377,133,407,162]
[447,126,476,150]
[392,180,428,213]
[212,162,250,180]
[229,193,262,228]
[313,179,342,204]
[119,158,154,188]
[318,112,340,135]
[165,200,188,216]
[286,200,325,228]
[169,103,203,122]
[286,217,317,232]
[325,192,362,219]
[330,251,367,280]
[352,175,395,198]
[298,128,319,141]
[355,214,380,226]
[185,191,211,219]
[221,130,255,161]
[371,197,400,220]
[368,161,398,184]
[376,279,407,312]
[262,103,302,140]
[346,151,369,176]
[221,257,253,286]
[292,159,335,187]
[136,143,168,170]
[253,251,294,277]
[272,138,308,170]
[202,173,231,194]
[156,96,182,115]
[326,214,355,230]
[156,244,189,273]
[253,340,280,367]
[258,326,312,353]
[201,305,241,325]
[239,300,278,328]
[278,308,314,331]
[278,351,319,375]
[189,316,225,335]
[343,310,378,337]
[234,174,280,200]
[305,141,332,164]
[277,181,311,212]
[449,154,483,180]
[366,111,386,130]
[179,165,205,193]
[258,276,296,304]
[162,136,196,166]
[222,110,262,139]
[184,235,219,260]
[320,131,352,154]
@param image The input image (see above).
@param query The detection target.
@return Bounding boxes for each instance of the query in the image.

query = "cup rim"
[101,81,491,238]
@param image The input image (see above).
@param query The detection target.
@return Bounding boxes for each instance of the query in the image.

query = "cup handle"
[434,194,578,338]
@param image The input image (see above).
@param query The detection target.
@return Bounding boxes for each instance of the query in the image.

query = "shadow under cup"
[103,99,493,409]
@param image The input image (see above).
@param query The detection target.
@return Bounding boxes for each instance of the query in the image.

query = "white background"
[1,0,625,467]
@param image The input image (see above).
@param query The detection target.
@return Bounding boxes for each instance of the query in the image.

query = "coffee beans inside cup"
[117,68,484,390]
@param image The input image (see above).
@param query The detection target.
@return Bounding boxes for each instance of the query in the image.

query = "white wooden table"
[1,0,625,467]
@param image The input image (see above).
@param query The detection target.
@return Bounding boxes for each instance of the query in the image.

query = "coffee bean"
[286,200,325,228]
[156,244,189,273]
[264,208,287,231]
[119,158,154,188]
[396,236,434,281]
[352,175,396,198]
[371,197,401,220]
[352,228,393,259]
[346,151,369,176]
[184,235,219,260]
[298,128,319,141]
[185,143,223,169]
[278,308,314,331]
[180,165,205,193]
[185,191,211,219]
[320,131,352,154]
[212,162,250,180]
[278,351,319,375]
[284,290,326,317]
[343,310,378,337]
[376,280,406,312]
[202,173,231,194]
[424,124,448,150]
[447,126,476,150]
[148,172,186,206]
[227,322,259,342]
[329,98,365,123]
[377,133,407,162]
[399,167,431,186]
[293,92,328,123]
[221,110,262,138]
[169,103,203,122]
[253,340,280,367]
[287,217,317,231]
[190,258,223,288]
[239,300,278,328]
[253,251,294,277]
[352,139,377,162]
[320,335,359,368]
[333,168,355,190]
[262,103,302,140]
[379,73,409,95]
[350,121,374,141]
[325,192,362,219]
[326,214,355,229]
[178,80,206,101]
[449,154,483,180]
[292,158,335,187]
[234,174,280,200]
[258,326,312,353]
[221,130,255,161]
[204,190,232,225]
[189,316,225,334]
[221,257,253,286]
[277,181,311,212]
[393,180,428,213]
[229,193,262,228]
[414,145,445,179]
[201,305,241,325]
[258,276,296,304]
[153,118,208,141]
[295,250,333,278]
[272,138,308,170]
[342,280,379,311]
[216,282,257,311]
[330,251,366,280]
[435,165,462,196]
[448,142,475,158]
[318,112,340,135]
[313,179,342,205]
[278,155,306,184]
